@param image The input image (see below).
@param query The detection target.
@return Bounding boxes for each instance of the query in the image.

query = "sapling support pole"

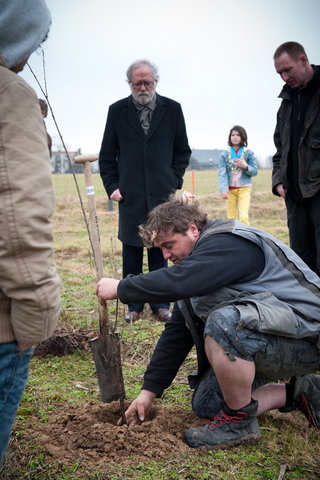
[74,154,126,417]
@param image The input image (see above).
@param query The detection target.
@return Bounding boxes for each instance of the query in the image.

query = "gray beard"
[132,90,156,105]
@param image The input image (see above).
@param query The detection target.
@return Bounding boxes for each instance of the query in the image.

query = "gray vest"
[191,220,320,343]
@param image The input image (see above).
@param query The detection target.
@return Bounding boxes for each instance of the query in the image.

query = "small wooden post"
[192,170,195,195]
[74,154,126,409]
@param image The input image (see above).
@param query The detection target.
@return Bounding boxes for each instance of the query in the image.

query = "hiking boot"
[183,399,261,449]
[293,375,320,429]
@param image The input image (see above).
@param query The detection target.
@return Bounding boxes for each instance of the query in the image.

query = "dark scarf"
[132,93,157,134]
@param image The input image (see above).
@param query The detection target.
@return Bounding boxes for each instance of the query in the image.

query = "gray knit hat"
[0,0,51,69]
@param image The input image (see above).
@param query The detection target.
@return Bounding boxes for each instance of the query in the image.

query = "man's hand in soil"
[118,390,157,426]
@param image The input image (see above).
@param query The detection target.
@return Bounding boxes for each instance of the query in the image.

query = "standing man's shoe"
[125,311,140,323]
[183,399,260,449]
[154,308,171,322]
[293,375,320,429]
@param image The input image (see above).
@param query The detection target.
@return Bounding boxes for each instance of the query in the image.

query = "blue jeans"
[0,342,33,462]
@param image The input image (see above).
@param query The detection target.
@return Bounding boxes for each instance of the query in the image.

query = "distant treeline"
[50,149,272,174]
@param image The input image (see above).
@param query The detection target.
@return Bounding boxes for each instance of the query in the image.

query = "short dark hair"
[228,125,248,148]
[273,41,308,62]
[139,195,207,247]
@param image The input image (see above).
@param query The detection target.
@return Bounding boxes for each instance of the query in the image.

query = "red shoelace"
[208,410,247,431]
[298,394,318,428]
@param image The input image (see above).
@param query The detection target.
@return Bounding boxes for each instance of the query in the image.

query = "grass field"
[48,169,289,327]
[51,168,289,322]
[2,169,320,480]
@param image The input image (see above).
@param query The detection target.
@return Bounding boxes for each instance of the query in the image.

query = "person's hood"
[0,0,51,69]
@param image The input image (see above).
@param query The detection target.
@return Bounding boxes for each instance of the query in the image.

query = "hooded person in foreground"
[96,195,320,450]
[0,0,60,461]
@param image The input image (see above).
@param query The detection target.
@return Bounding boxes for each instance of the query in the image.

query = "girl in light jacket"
[218,125,258,225]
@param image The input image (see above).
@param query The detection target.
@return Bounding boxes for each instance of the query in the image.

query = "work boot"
[293,375,320,429]
[183,399,260,449]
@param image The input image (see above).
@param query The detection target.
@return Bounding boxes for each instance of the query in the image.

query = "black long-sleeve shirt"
[118,232,265,395]
[118,233,264,304]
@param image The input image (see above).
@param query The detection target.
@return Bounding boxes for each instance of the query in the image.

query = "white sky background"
[21,0,320,162]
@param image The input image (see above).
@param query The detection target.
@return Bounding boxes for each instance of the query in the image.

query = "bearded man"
[99,59,191,323]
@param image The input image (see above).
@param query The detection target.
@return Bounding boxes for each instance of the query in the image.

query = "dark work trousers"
[285,193,320,276]
[122,244,169,313]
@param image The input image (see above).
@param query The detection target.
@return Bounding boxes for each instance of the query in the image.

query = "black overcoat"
[99,93,191,246]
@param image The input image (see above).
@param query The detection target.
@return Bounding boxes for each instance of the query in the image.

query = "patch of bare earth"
[27,401,206,470]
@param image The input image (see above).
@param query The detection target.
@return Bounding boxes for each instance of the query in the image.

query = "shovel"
[74,154,125,406]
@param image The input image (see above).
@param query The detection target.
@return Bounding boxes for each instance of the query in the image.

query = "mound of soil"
[28,401,206,471]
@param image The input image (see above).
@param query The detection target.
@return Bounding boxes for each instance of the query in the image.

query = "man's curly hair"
[139,194,207,247]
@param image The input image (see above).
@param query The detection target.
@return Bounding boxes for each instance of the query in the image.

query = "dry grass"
[49,168,289,329]
[48,168,290,336]
[4,168,318,480]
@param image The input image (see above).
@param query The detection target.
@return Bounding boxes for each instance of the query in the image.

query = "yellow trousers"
[226,187,251,225]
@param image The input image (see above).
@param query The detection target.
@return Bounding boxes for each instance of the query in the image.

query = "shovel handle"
[74,155,103,278]
[74,154,109,334]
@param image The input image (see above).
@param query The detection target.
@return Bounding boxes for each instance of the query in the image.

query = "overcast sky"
[21,0,319,162]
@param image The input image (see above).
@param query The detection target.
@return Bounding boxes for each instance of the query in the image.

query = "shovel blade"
[90,332,125,403]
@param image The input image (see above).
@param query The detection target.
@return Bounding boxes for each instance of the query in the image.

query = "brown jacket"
[0,64,60,345]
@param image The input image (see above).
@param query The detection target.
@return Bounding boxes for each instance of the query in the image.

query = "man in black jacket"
[99,59,191,323]
[96,196,320,450]
[272,41,320,275]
